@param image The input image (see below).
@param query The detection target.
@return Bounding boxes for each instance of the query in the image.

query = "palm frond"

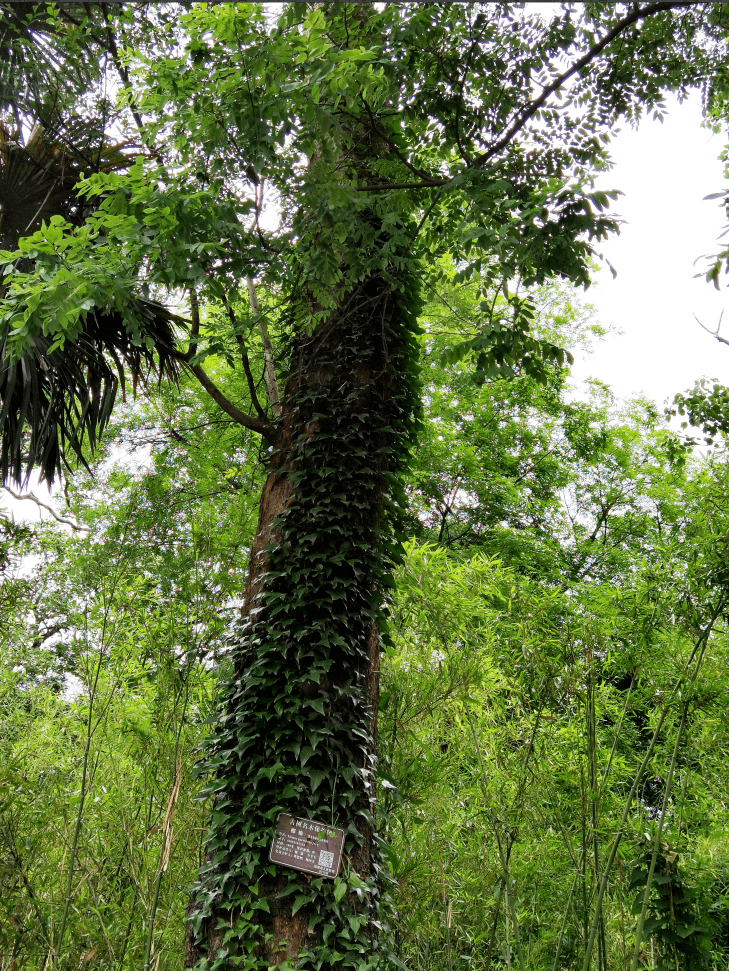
[0,2,99,123]
[0,121,141,252]
[0,88,182,486]
[0,297,185,486]
[0,122,79,251]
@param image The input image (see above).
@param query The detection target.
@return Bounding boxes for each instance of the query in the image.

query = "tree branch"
[695,310,729,346]
[402,2,694,247]
[100,4,149,143]
[364,4,691,206]
[189,364,274,442]
[359,99,445,181]
[221,294,270,423]
[470,2,694,170]
[355,179,448,192]
[247,277,282,418]
[187,286,200,360]
[1,487,87,531]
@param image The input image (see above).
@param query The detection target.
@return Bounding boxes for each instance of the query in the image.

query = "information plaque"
[269,813,344,879]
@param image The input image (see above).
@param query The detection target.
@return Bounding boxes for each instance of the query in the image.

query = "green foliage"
[6,310,729,970]
[628,842,718,971]
[673,379,729,445]
[0,524,216,970]
[3,5,729,971]
[382,507,729,971]
[3,2,722,482]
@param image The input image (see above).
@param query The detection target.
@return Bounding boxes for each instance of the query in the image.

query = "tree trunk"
[185,268,420,969]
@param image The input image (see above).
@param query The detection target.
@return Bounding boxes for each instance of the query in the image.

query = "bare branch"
[189,365,274,442]
[247,277,282,418]
[695,310,729,346]
[2,487,87,531]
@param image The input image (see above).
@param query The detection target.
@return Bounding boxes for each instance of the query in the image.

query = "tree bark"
[185,268,418,969]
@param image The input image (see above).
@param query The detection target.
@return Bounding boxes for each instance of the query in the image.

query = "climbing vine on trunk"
[185,266,422,970]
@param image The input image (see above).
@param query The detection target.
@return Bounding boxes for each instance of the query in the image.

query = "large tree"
[0,3,726,968]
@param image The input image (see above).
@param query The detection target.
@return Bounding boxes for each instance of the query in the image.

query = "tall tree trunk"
[185,267,420,968]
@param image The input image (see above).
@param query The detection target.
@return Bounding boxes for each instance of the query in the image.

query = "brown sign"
[269,813,344,879]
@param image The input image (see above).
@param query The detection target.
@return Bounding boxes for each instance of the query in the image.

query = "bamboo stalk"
[629,698,690,971]
[53,636,105,968]
[495,829,526,971]
[581,598,724,971]
[552,867,581,971]
[466,709,526,971]
[142,731,185,968]
[143,556,201,971]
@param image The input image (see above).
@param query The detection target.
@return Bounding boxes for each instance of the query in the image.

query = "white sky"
[571,93,729,408]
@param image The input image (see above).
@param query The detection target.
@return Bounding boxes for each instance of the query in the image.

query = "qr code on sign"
[318,850,334,870]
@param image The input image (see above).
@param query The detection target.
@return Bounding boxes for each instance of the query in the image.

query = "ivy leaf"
[291,895,309,916]
[333,878,347,904]
[307,768,327,792]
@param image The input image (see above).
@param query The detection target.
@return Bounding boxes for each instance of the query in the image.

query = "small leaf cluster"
[672,379,729,446]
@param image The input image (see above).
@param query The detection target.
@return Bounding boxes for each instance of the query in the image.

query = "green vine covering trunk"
[185,266,422,969]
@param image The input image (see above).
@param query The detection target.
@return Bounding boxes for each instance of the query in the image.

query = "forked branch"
[2,486,87,531]
[695,309,729,346]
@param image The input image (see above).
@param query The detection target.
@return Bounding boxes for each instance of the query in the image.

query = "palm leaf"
[0,122,80,252]
[0,126,187,485]
[0,297,185,486]
[0,21,184,486]
[0,2,99,123]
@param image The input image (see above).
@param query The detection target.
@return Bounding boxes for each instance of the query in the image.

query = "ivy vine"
[186,257,422,970]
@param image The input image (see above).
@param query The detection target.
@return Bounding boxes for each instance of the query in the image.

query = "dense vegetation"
[5,282,729,970]
[3,3,729,970]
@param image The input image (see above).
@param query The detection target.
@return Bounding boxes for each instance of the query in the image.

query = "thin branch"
[247,277,282,418]
[2,487,87,531]
[465,709,527,971]
[53,655,103,967]
[100,4,149,142]
[355,179,448,192]
[695,309,729,346]
[364,5,692,210]
[143,758,182,971]
[359,99,444,180]
[453,31,476,165]
[187,286,200,360]
[220,294,270,423]
[437,477,462,544]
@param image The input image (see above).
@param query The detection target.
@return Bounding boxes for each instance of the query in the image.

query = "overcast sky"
[570,93,729,408]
